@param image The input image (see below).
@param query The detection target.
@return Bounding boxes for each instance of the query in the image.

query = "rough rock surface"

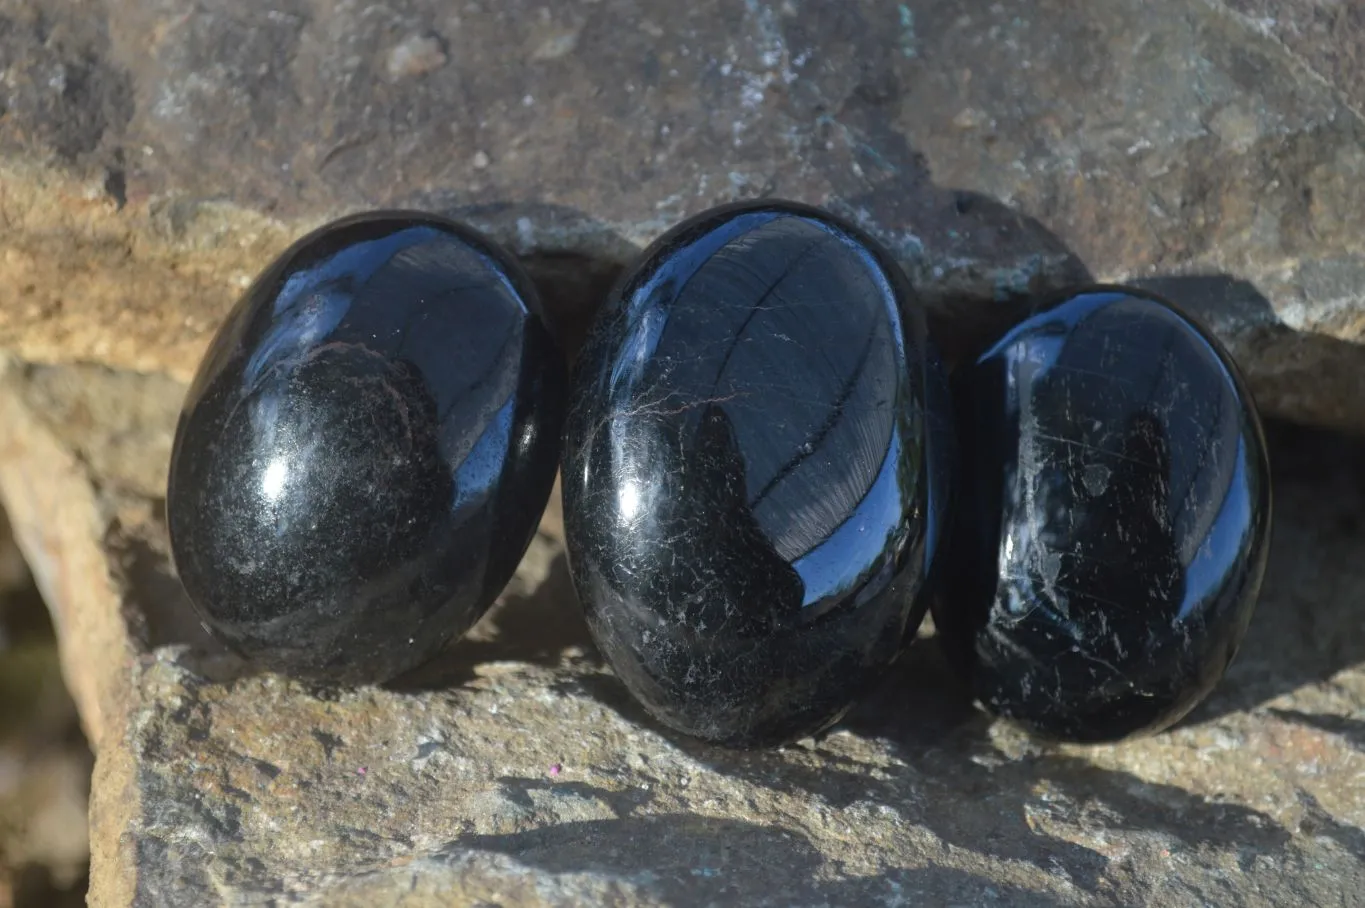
[1,0,1364,905]
[4,358,1365,907]
[0,0,1364,429]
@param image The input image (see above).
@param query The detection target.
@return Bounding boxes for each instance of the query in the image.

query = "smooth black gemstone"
[562,200,950,748]
[933,286,1272,742]
[167,211,565,683]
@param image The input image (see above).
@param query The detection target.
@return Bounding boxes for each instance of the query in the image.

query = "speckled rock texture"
[3,361,1364,907]
[0,0,1364,430]
[0,0,1363,905]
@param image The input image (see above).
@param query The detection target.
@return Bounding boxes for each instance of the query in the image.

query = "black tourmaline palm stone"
[562,200,951,748]
[167,211,565,684]
[934,286,1271,742]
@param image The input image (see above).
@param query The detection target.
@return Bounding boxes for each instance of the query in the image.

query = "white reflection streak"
[262,457,289,503]
[618,480,641,523]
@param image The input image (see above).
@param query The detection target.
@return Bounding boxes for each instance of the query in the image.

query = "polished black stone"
[167,211,565,683]
[933,286,1272,742]
[562,200,950,748]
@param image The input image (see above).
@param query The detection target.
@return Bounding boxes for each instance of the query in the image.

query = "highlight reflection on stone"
[933,286,1272,742]
[167,211,565,683]
[562,200,951,748]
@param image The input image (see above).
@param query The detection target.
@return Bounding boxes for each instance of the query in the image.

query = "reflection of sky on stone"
[451,394,515,513]
[630,212,780,321]
[233,223,532,533]
[245,229,443,387]
[244,285,352,388]
[606,212,781,401]
[790,431,904,608]
[1177,437,1251,620]
[609,303,669,402]
[1008,332,1066,383]
[596,208,925,610]
[994,330,1063,620]
[682,221,895,564]
[990,289,1249,624]
[248,383,284,444]
[271,230,436,315]
[727,226,907,608]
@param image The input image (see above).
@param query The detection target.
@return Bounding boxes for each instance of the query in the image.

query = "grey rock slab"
[2,0,1365,429]
[3,361,1362,906]
[108,422,1365,907]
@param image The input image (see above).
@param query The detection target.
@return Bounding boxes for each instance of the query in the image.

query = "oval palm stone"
[167,211,565,683]
[562,200,951,748]
[933,286,1272,742]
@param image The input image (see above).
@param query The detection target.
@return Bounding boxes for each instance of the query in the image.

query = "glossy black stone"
[933,286,1272,742]
[562,200,950,748]
[167,211,565,683]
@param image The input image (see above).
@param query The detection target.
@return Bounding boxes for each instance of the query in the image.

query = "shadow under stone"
[12,864,88,908]
[387,548,598,693]
[108,527,219,655]
[1268,709,1365,754]
[1130,274,1279,339]
[453,812,1069,908]
[556,546,1304,894]
[1183,420,1365,724]
[1294,789,1365,860]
